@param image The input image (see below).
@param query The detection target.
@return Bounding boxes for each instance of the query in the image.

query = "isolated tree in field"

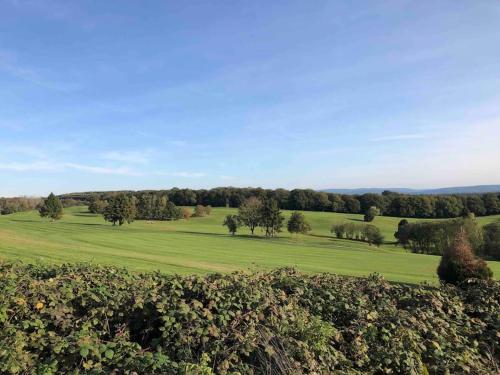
[437,229,492,285]
[287,212,311,235]
[238,197,262,235]
[364,206,380,222]
[260,199,284,237]
[103,194,136,226]
[39,193,63,221]
[223,214,240,235]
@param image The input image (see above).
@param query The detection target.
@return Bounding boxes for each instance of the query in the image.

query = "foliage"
[395,215,484,255]
[259,199,284,237]
[103,194,136,226]
[0,263,498,374]
[331,222,384,246]
[182,207,192,220]
[238,197,262,235]
[193,205,212,218]
[363,206,380,222]
[135,193,183,221]
[287,211,311,235]
[60,188,500,219]
[0,197,42,215]
[88,195,108,214]
[2,206,499,284]
[60,198,84,208]
[482,223,500,260]
[38,193,63,221]
[437,230,493,285]
[222,214,240,235]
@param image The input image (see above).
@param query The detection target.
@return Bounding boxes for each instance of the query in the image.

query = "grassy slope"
[0,206,499,284]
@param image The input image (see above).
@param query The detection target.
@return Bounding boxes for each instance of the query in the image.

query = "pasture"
[0,206,499,284]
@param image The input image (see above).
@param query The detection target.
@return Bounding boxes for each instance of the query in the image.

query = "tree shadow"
[72,212,99,217]
[348,218,365,222]
[174,230,278,241]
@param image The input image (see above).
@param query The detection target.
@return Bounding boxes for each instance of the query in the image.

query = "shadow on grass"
[174,230,281,241]
[73,212,100,217]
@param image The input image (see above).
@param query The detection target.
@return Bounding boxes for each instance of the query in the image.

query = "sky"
[1,0,500,196]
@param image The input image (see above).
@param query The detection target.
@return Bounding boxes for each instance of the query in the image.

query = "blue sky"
[1,0,499,196]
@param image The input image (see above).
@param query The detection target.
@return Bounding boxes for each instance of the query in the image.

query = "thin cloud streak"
[371,133,431,142]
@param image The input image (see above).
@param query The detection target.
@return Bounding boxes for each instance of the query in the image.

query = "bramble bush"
[0,262,498,374]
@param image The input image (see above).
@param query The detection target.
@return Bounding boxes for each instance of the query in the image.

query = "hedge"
[0,262,498,374]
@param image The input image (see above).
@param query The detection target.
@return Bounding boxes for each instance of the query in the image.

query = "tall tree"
[103,194,136,226]
[238,197,262,235]
[287,212,311,235]
[259,199,284,237]
[39,193,63,221]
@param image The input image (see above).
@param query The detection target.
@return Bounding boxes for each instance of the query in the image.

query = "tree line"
[59,187,500,219]
[395,215,500,260]
[0,197,42,215]
[331,222,384,246]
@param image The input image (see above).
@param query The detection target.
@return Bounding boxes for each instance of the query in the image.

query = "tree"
[437,229,492,285]
[362,225,384,246]
[39,193,63,221]
[287,212,311,235]
[238,197,262,235]
[193,205,211,217]
[482,223,500,260]
[394,219,410,247]
[259,199,284,237]
[88,195,108,214]
[103,194,136,226]
[364,206,380,222]
[223,215,240,235]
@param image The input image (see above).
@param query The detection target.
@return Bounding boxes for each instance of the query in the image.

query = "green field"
[0,206,499,284]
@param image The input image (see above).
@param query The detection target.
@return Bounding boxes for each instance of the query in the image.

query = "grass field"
[0,206,499,284]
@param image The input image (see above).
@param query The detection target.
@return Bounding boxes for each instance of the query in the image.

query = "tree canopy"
[38,193,63,221]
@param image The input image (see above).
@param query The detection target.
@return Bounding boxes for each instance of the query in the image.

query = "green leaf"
[104,349,114,359]
[79,347,89,357]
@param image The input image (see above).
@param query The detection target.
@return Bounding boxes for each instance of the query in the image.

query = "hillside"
[322,184,500,195]
[1,206,499,284]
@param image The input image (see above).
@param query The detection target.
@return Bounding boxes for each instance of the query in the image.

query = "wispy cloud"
[64,163,143,176]
[100,150,151,164]
[371,133,431,142]
[168,171,206,178]
[0,161,59,172]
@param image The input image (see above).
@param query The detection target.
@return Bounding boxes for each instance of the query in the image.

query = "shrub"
[482,222,500,260]
[0,263,498,374]
[437,230,493,285]
[331,222,384,246]
[287,211,311,235]
[193,205,211,217]
[363,206,380,222]
[182,207,192,220]
[222,214,240,235]
[38,193,63,221]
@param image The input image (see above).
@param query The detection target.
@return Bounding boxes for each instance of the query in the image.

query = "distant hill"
[322,185,500,195]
